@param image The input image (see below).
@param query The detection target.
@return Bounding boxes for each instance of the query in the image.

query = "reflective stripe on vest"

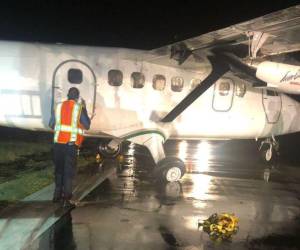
[54,102,83,143]
[70,103,82,141]
[54,103,62,143]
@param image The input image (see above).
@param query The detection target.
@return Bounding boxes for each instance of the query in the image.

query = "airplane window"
[68,68,83,84]
[108,69,123,86]
[190,78,201,90]
[153,74,166,91]
[131,72,145,88]
[171,76,184,92]
[219,81,230,96]
[235,82,246,97]
[266,90,278,96]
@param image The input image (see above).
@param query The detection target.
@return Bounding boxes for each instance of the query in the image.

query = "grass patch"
[0,167,54,201]
[0,147,97,202]
[0,141,51,164]
[77,154,97,173]
[0,127,98,202]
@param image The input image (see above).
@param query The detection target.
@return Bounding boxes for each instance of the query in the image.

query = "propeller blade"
[161,55,229,122]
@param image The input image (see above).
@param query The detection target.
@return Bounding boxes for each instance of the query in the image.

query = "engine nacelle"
[256,61,300,94]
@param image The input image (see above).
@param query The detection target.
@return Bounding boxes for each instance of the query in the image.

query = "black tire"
[154,157,186,182]
[98,141,121,158]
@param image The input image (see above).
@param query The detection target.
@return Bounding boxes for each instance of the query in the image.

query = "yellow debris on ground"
[96,153,102,163]
[198,213,239,242]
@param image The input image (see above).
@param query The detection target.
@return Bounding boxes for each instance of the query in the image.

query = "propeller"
[161,55,229,122]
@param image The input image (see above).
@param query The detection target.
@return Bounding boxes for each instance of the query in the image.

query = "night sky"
[0,0,298,49]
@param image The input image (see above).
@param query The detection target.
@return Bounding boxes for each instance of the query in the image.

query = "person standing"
[49,87,91,207]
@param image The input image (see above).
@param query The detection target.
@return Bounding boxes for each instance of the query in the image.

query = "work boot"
[52,196,62,203]
[53,190,62,203]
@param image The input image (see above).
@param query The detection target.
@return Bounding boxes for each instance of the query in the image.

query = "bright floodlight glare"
[178,140,188,160]
[184,174,212,230]
[128,143,135,155]
[194,141,211,172]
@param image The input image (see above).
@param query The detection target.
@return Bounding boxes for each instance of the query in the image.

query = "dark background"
[0,0,300,162]
[0,0,298,49]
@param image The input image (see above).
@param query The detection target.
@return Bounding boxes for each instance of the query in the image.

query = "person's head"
[67,87,80,100]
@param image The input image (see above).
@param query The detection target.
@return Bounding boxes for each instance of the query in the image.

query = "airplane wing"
[145,5,300,67]
[141,5,300,122]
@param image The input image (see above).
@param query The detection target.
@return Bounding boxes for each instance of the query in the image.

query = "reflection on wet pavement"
[36,140,300,249]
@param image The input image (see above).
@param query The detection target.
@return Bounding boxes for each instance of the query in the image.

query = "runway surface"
[34,140,300,250]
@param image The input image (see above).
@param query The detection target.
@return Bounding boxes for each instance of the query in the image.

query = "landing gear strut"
[102,132,186,182]
[141,135,186,182]
[258,136,279,163]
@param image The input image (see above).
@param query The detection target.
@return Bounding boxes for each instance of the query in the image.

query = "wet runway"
[34,140,300,250]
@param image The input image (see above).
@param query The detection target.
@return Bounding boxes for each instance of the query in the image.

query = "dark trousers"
[53,143,77,200]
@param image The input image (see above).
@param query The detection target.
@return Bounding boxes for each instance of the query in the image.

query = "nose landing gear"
[259,136,279,163]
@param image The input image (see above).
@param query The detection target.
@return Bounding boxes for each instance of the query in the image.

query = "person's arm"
[48,109,55,129]
[80,106,91,130]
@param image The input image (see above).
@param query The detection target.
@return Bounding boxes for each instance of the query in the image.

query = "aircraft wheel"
[154,157,185,182]
[260,146,276,163]
[164,182,182,198]
[98,141,121,158]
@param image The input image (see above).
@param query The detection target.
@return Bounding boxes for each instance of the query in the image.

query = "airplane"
[0,5,300,182]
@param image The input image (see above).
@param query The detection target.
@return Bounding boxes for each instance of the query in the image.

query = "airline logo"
[280,70,300,83]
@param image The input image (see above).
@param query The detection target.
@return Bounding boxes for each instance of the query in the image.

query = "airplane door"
[262,89,282,123]
[52,60,97,118]
[212,78,234,111]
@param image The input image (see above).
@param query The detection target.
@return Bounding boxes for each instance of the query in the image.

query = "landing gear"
[98,140,121,158]
[258,136,279,163]
[100,131,186,182]
[97,140,125,173]
[154,157,185,182]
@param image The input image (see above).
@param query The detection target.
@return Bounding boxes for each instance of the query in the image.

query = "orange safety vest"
[54,100,84,146]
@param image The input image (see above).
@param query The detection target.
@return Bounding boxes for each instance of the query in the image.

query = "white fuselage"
[0,41,300,142]
[256,61,300,94]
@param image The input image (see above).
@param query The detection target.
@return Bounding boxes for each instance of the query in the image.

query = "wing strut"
[160,55,229,122]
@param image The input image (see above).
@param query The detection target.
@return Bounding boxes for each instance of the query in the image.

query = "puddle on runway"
[34,212,76,250]
[31,140,300,250]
